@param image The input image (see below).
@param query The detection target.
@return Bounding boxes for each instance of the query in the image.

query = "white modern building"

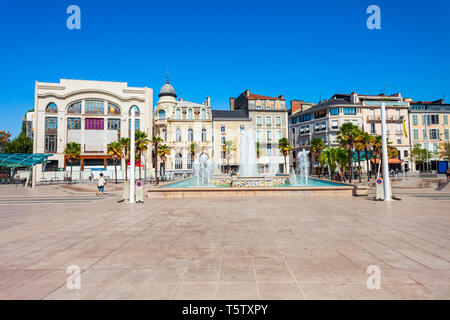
[32,79,153,182]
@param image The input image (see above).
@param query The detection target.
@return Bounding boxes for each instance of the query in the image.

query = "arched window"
[188,129,194,142]
[201,129,207,142]
[158,109,166,119]
[175,153,183,169]
[108,103,121,115]
[188,108,193,120]
[176,108,181,119]
[129,105,140,116]
[46,102,58,113]
[67,102,81,114]
[85,100,104,114]
[176,128,181,142]
[187,156,193,169]
[201,109,206,120]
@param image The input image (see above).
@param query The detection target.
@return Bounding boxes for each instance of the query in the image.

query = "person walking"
[96,173,106,197]
[446,167,450,181]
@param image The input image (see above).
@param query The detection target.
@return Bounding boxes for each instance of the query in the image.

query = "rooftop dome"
[158,74,177,98]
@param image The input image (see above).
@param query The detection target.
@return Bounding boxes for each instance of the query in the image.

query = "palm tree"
[222,140,234,173]
[337,123,360,183]
[356,131,373,181]
[157,144,171,177]
[310,137,326,175]
[354,128,368,183]
[151,136,163,185]
[190,142,199,166]
[107,141,122,184]
[64,142,81,182]
[278,137,292,174]
[135,131,150,180]
[318,147,339,180]
[119,138,130,181]
[256,142,261,159]
[336,147,349,182]
[372,135,399,177]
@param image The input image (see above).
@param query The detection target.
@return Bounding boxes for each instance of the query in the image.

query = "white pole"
[130,108,135,203]
[380,102,392,201]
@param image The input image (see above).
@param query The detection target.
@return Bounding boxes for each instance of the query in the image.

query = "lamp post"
[129,107,135,203]
[380,102,392,201]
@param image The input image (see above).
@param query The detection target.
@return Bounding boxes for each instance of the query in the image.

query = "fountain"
[239,126,258,177]
[292,149,310,186]
[193,153,214,186]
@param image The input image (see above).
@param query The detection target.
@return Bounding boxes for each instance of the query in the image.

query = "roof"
[212,110,250,120]
[248,93,284,101]
[0,153,53,169]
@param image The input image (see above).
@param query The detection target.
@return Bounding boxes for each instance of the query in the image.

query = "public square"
[0,179,449,300]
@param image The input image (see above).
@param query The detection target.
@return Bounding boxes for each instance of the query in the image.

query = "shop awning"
[370,158,402,164]
[0,153,53,169]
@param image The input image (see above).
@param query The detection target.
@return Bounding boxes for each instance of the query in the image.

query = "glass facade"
[85,100,104,115]
[343,107,356,115]
[108,119,120,130]
[86,118,104,130]
[45,117,58,129]
[67,118,81,129]
[67,102,81,114]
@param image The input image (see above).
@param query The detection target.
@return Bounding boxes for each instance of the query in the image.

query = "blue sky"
[0,0,449,137]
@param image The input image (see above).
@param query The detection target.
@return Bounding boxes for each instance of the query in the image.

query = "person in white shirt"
[96,173,105,197]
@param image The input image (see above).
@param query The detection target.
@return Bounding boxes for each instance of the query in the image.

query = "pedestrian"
[446,168,450,181]
[96,173,106,197]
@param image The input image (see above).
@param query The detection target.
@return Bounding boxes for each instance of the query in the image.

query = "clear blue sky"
[1,0,449,137]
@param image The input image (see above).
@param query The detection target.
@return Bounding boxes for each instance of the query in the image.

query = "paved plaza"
[0,180,449,300]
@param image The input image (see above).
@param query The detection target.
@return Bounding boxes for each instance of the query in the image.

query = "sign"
[376,178,383,185]
[136,180,144,203]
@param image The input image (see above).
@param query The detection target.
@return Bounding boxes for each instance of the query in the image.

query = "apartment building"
[408,99,450,171]
[33,79,153,180]
[230,90,289,173]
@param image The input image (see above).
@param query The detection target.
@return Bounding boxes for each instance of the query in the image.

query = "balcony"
[366,115,404,123]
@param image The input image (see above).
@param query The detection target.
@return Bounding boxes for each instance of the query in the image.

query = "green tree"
[0,131,12,152]
[119,138,130,181]
[3,123,32,154]
[336,147,349,182]
[439,142,450,161]
[310,137,325,175]
[157,144,171,177]
[356,131,373,181]
[256,141,261,159]
[411,144,434,172]
[64,142,81,181]
[152,136,163,185]
[337,123,360,183]
[278,137,292,174]
[190,142,199,165]
[222,140,235,173]
[135,130,150,180]
[107,141,122,184]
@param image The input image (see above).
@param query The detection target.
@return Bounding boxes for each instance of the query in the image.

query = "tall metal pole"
[129,108,135,203]
[380,102,392,201]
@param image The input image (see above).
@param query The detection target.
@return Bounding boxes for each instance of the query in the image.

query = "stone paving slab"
[0,185,449,299]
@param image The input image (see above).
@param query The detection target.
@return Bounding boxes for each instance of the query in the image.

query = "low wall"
[148,186,354,199]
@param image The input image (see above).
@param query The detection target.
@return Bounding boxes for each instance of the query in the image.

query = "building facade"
[408,99,450,171]
[230,90,289,173]
[289,92,410,172]
[211,110,251,173]
[33,79,153,180]
[153,78,213,174]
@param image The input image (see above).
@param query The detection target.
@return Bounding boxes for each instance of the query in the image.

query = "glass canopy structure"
[0,153,53,169]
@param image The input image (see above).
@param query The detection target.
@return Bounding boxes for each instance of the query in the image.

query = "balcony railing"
[367,115,404,123]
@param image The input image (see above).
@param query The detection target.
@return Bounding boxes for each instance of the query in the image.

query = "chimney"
[290,100,302,114]
[245,89,250,97]
[278,95,284,100]
[205,96,211,106]
[350,92,359,104]
[229,97,235,110]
